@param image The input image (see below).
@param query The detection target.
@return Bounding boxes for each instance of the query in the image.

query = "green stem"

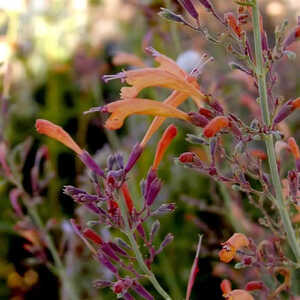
[117,193,172,300]
[28,205,80,300]
[252,0,300,262]
[219,183,246,234]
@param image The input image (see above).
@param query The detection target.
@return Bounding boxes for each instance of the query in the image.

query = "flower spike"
[36,119,83,155]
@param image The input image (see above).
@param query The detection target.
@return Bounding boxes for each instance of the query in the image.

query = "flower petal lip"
[203,116,229,138]
[104,47,207,107]
[35,119,83,155]
[95,98,190,130]
[219,233,249,263]
[226,290,255,300]
[119,68,205,106]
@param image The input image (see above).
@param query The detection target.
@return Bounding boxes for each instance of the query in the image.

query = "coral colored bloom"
[249,149,267,160]
[225,13,242,38]
[225,290,254,300]
[121,183,134,213]
[221,280,254,300]
[90,99,190,130]
[245,281,264,291]
[186,235,202,300]
[103,47,207,107]
[179,152,195,163]
[203,116,229,138]
[220,280,232,295]
[36,119,83,155]
[140,91,189,147]
[83,228,104,245]
[112,52,146,68]
[291,97,300,109]
[152,125,178,170]
[219,233,249,263]
[288,137,300,160]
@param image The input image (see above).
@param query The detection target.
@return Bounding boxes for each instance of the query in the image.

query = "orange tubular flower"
[225,290,254,300]
[140,91,189,147]
[91,98,190,130]
[152,124,177,170]
[121,183,134,214]
[36,119,83,155]
[250,149,267,160]
[288,137,300,160]
[203,116,229,138]
[112,52,146,68]
[225,13,242,38]
[221,280,254,300]
[103,47,207,108]
[291,97,300,109]
[83,228,104,246]
[219,233,249,263]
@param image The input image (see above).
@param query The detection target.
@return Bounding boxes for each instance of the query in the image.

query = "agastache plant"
[36,119,177,299]
[3,0,300,299]
[75,0,300,298]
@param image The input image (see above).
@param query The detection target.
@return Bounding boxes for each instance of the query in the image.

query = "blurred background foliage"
[0,0,300,299]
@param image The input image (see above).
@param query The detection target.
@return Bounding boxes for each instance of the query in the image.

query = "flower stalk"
[252,0,300,262]
[117,192,172,300]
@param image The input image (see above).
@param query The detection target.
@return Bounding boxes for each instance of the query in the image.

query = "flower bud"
[283,25,300,50]
[151,203,176,216]
[131,282,154,300]
[188,112,209,127]
[97,253,118,274]
[125,143,144,173]
[79,151,105,177]
[225,12,242,38]
[178,152,194,163]
[178,0,199,20]
[156,233,174,255]
[83,228,104,245]
[245,281,264,291]
[203,116,229,138]
[159,8,186,24]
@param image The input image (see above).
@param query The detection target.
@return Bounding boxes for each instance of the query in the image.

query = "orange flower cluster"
[101,47,209,147]
[219,233,249,263]
[221,279,254,300]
